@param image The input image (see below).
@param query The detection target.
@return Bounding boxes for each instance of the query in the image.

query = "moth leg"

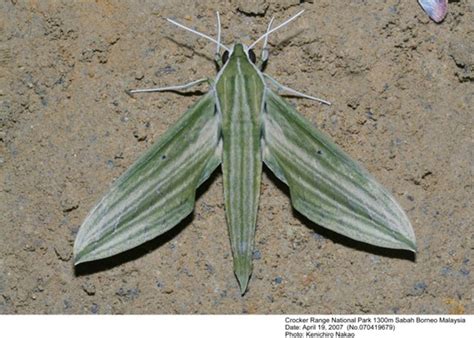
[263,73,331,105]
[256,17,274,69]
[215,54,224,69]
[126,77,209,96]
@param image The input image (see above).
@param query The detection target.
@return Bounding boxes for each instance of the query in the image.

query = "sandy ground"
[0,0,472,314]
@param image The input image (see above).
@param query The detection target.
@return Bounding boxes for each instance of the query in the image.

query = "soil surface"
[1,0,472,314]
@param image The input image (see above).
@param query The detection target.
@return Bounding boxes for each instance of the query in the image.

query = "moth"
[74,11,416,294]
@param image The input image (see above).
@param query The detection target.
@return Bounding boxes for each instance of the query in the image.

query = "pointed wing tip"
[73,248,89,266]
[399,219,417,253]
[391,226,417,254]
[73,243,82,266]
[391,228,416,253]
[73,253,86,266]
[401,242,417,254]
[405,239,417,254]
[73,238,97,266]
[73,240,111,266]
[73,249,105,266]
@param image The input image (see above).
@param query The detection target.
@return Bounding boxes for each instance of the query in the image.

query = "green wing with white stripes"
[74,92,221,264]
[262,89,416,252]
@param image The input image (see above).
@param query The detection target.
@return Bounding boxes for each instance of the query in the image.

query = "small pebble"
[155,65,176,77]
[134,71,144,80]
[116,287,140,300]
[90,303,99,314]
[54,245,72,261]
[82,281,96,296]
[205,263,214,274]
[441,266,452,276]
[312,233,324,241]
[413,281,427,295]
[63,299,72,310]
[162,287,174,294]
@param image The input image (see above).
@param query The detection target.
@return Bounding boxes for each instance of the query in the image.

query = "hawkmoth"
[74,11,416,294]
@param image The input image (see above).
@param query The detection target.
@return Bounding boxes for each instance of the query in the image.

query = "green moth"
[74,11,416,294]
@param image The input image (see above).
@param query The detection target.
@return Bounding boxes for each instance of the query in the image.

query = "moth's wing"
[262,89,416,251]
[74,92,221,264]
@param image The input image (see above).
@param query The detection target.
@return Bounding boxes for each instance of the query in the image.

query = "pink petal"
[418,0,448,23]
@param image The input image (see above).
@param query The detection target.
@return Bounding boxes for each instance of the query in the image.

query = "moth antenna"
[262,16,275,50]
[249,10,304,49]
[260,16,274,62]
[166,17,231,52]
[216,11,222,55]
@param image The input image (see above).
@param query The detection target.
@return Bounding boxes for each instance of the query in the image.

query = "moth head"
[221,43,257,65]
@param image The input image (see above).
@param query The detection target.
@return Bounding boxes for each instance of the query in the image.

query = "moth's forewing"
[74,93,221,264]
[263,89,416,252]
